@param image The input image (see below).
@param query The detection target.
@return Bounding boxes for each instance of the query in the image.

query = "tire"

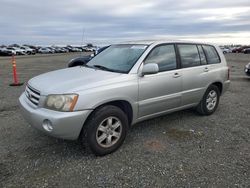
[196,85,220,115]
[80,105,129,156]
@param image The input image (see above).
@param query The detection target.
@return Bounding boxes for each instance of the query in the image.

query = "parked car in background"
[7,47,26,55]
[232,47,243,53]
[243,48,250,54]
[47,47,56,53]
[232,46,250,53]
[24,45,40,53]
[220,47,232,54]
[83,47,95,52]
[65,46,77,52]
[38,47,52,54]
[51,47,67,53]
[245,63,250,76]
[51,47,63,53]
[20,46,36,55]
[0,47,15,56]
[19,40,230,156]
[56,47,68,53]
[71,47,82,52]
[62,47,69,53]
[68,45,110,67]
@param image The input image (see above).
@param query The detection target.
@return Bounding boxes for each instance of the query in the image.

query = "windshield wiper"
[92,65,127,74]
[92,65,117,72]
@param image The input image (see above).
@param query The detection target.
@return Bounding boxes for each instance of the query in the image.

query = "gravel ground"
[0,53,249,188]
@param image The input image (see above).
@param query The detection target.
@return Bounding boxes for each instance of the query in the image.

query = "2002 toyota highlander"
[19,40,230,156]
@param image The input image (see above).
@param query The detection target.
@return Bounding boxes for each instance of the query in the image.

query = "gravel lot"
[0,53,249,187]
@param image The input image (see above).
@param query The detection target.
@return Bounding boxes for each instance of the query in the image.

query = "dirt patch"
[166,128,204,140]
[144,139,166,152]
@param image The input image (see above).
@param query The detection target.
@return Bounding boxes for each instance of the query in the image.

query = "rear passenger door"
[138,44,182,118]
[177,44,211,106]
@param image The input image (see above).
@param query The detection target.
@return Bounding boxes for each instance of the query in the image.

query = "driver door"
[138,44,182,118]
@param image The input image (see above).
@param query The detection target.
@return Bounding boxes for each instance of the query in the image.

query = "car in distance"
[232,46,250,53]
[38,47,53,54]
[0,47,16,56]
[243,48,250,54]
[20,46,36,55]
[220,47,231,54]
[7,47,26,55]
[19,40,230,156]
[68,45,110,67]
[245,63,250,76]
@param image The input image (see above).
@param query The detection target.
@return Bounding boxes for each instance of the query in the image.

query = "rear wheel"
[196,85,220,115]
[80,105,129,156]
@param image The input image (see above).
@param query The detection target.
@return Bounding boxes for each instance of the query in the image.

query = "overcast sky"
[0,0,250,45]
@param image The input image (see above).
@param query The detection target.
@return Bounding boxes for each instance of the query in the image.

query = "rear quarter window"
[202,45,221,64]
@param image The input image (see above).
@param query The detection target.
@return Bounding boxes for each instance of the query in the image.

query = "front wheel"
[196,85,220,115]
[81,105,129,156]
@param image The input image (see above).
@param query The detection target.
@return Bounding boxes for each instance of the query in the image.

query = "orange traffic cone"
[9,55,23,86]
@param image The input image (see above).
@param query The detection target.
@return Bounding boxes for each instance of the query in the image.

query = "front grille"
[25,85,41,106]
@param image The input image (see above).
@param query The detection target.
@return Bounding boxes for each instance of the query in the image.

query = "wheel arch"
[78,99,134,140]
[86,99,134,126]
[210,81,223,95]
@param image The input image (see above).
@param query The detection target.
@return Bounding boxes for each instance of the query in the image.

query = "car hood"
[28,67,124,95]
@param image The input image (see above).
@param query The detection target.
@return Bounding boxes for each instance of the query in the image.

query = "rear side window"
[178,44,200,68]
[197,45,207,65]
[144,45,177,72]
[202,45,220,64]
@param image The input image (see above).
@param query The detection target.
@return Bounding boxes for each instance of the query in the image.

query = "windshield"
[87,44,148,73]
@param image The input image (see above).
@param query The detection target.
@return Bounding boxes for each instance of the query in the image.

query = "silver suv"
[19,40,230,155]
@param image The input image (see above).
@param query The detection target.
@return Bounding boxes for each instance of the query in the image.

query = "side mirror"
[141,63,159,76]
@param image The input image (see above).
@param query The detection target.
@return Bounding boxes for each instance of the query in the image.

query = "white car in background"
[38,48,52,54]
[7,47,26,55]
[0,47,16,55]
[220,47,232,54]
[20,46,36,55]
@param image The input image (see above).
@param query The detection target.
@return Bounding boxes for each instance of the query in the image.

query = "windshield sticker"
[131,45,147,50]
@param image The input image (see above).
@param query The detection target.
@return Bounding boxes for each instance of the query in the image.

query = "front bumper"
[19,93,92,140]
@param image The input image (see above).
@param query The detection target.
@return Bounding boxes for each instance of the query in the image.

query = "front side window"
[202,45,220,64]
[144,45,177,72]
[87,44,148,73]
[178,44,200,68]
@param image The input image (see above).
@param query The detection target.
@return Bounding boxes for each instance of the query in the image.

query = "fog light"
[42,119,53,132]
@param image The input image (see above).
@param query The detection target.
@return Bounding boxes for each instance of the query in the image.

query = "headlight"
[45,94,78,112]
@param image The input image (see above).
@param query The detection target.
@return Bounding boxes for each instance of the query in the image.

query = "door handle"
[173,72,181,78]
[204,67,209,72]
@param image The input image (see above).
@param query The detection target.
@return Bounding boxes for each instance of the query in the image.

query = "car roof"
[117,39,214,46]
